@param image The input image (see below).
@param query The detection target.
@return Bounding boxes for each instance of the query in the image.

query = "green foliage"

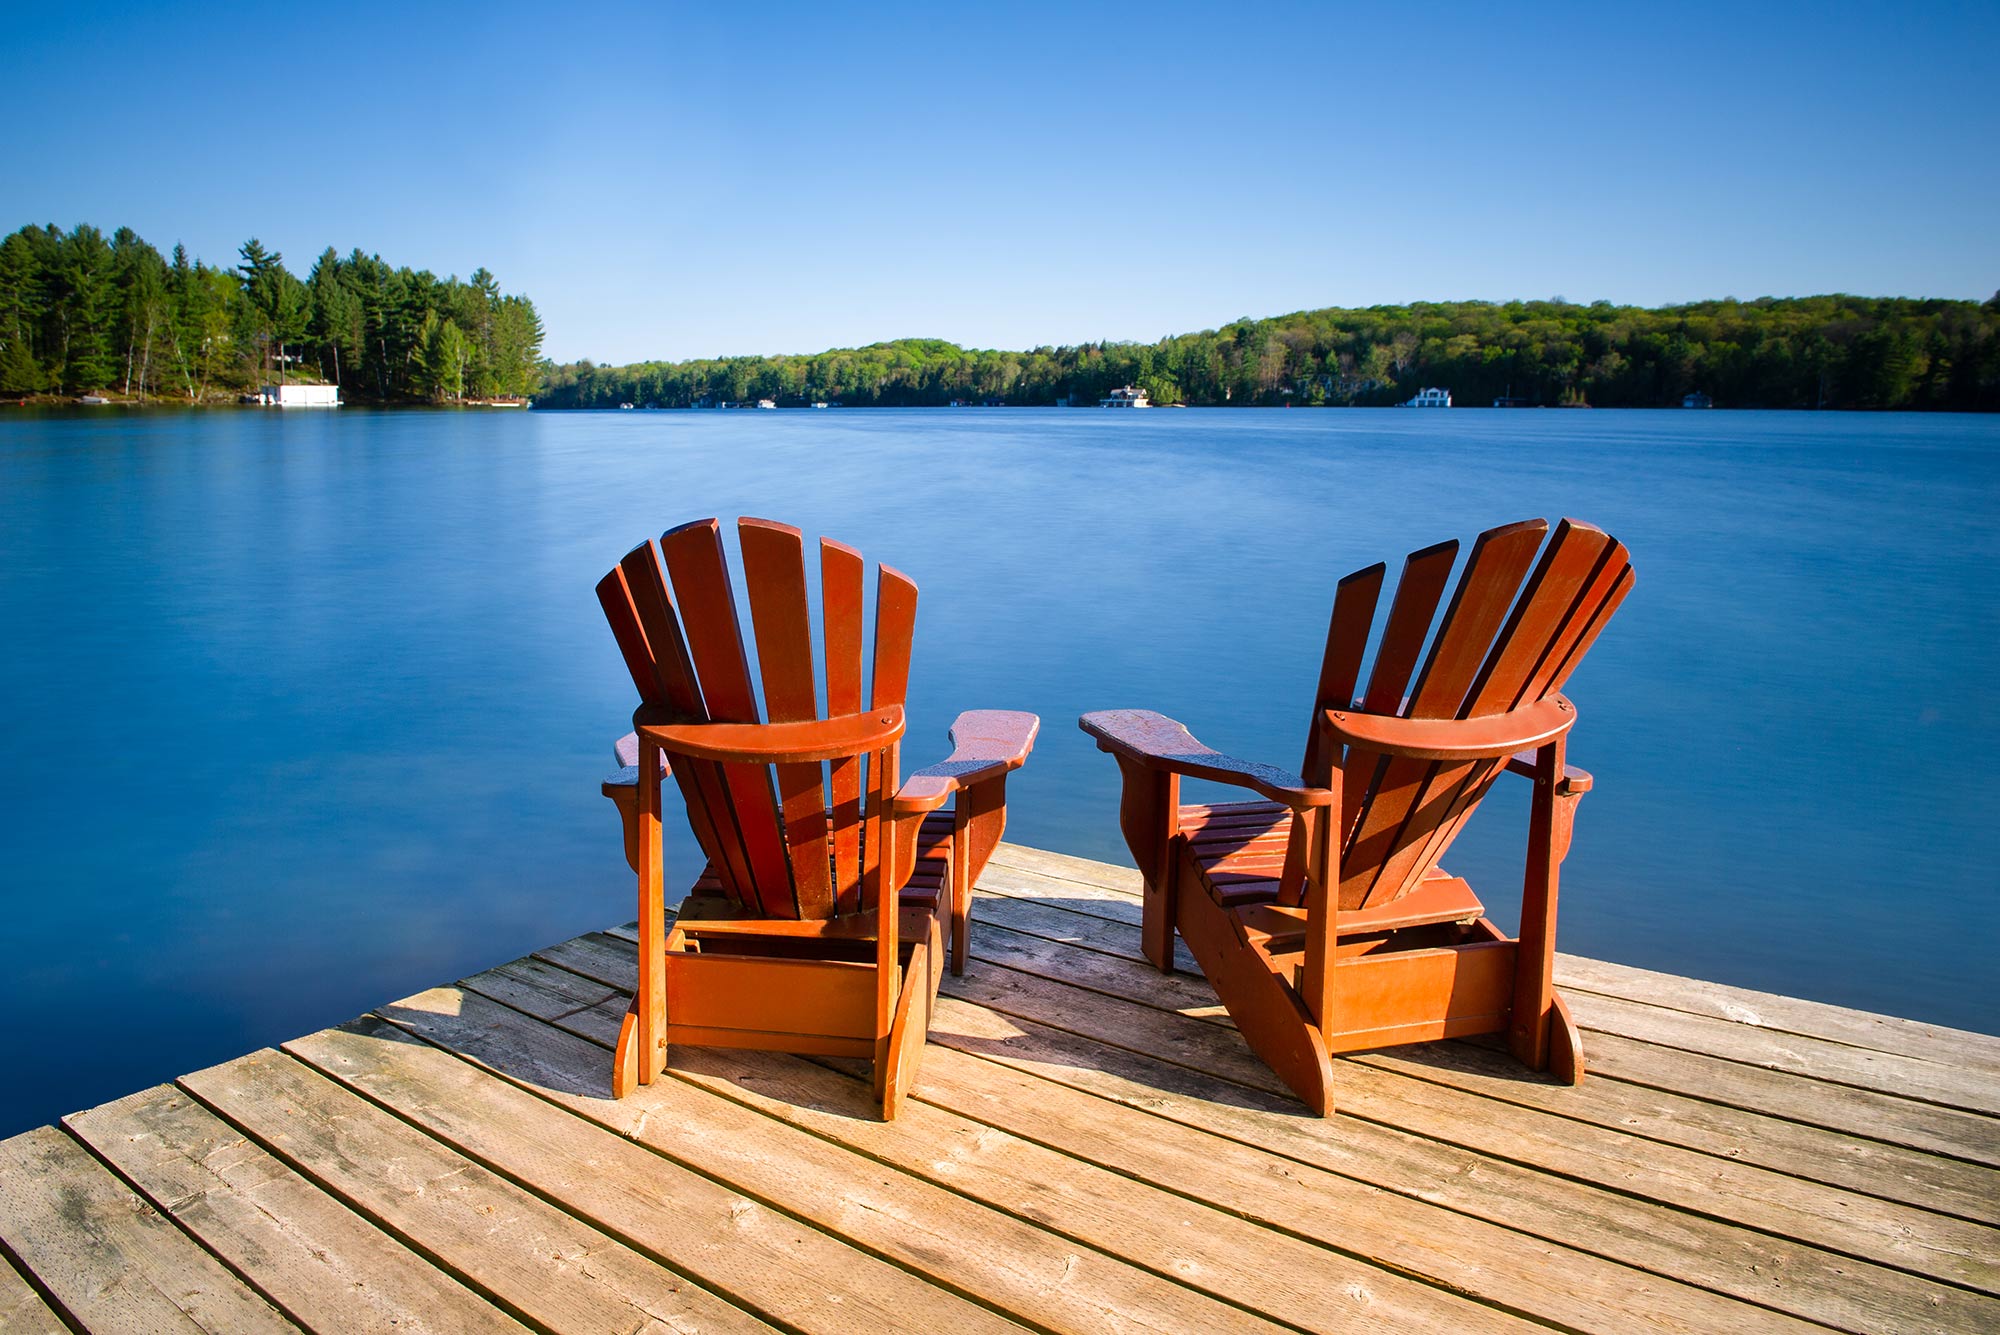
[0,222,543,403]
[538,297,2000,412]
[415,310,471,402]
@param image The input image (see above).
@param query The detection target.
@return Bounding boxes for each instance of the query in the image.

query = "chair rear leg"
[879,917,943,1119]
[1509,740,1566,1073]
[613,1006,641,1098]
[1548,992,1585,1085]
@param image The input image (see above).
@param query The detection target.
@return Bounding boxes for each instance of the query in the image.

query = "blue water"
[1,407,1995,1136]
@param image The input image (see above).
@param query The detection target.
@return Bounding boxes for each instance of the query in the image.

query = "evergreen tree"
[54,225,118,393]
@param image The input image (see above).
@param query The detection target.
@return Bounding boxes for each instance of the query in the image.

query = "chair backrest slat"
[1303,563,1385,784]
[821,539,868,913]
[1342,521,1548,907]
[1400,519,1616,895]
[1337,540,1459,852]
[740,519,837,919]
[1357,541,1457,714]
[1463,521,1615,717]
[871,564,919,710]
[1309,519,1632,913]
[606,542,757,908]
[1404,520,1550,718]
[659,519,796,917]
[1279,563,1386,903]
[862,562,918,915]
[1535,560,1635,700]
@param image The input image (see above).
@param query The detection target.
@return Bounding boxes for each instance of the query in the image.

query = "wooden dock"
[2,843,1995,1333]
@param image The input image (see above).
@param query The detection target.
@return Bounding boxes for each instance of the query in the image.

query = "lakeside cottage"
[1403,387,1452,407]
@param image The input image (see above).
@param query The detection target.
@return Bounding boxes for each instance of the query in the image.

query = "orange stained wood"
[1081,517,1633,1116]
[598,517,1038,1119]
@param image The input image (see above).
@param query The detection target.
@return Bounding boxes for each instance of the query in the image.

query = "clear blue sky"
[4,1,1993,364]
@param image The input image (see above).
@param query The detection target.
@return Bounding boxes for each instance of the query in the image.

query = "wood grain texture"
[821,538,867,908]
[1080,709,1333,807]
[965,879,2000,1224]
[0,1125,298,1334]
[67,1086,528,1335]
[579,903,2000,1331]
[354,986,1252,1334]
[934,951,1999,1331]
[739,519,835,918]
[178,1049,764,1335]
[659,517,793,914]
[288,1010,1012,1333]
[0,1256,65,1334]
[1555,952,2000,1073]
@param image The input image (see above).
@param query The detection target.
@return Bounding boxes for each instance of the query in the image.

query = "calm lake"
[1,406,1994,1136]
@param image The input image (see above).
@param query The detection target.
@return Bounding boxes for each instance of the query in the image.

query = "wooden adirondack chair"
[598,518,1038,1118]
[1081,518,1632,1115]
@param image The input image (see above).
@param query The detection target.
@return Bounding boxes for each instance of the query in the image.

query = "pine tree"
[56,225,117,393]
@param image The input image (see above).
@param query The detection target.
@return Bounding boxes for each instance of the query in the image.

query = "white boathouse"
[258,384,341,408]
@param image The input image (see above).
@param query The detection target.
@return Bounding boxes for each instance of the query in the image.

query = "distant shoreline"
[9,394,1990,415]
[535,295,2000,414]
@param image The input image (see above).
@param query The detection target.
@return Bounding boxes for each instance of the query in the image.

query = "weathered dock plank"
[0,1253,66,1334]
[178,1052,768,1335]
[1553,954,2000,1073]
[0,1125,296,1333]
[3,840,1994,1335]
[965,887,2000,1234]
[933,947,2000,1332]
[459,953,1536,1333]
[66,1086,529,1335]
[351,987,1279,1334]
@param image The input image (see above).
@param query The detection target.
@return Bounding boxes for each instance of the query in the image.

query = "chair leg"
[612,1005,641,1098]
[1548,992,1585,1085]
[950,817,971,977]
[1113,759,1180,972]
[1174,854,1335,1115]
[879,917,942,1119]
[630,740,669,1089]
[1510,739,1565,1072]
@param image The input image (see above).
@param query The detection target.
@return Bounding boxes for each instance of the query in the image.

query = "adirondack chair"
[598,518,1038,1118]
[1081,518,1632,1115]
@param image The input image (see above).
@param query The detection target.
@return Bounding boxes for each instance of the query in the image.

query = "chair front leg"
[1112,756,1181,972]
[1509,736,1567,1073]
[632,736,669,1089]
[949,774,1009,976]
[1295,769,1343,1030]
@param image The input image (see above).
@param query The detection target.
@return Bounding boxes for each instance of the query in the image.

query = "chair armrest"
[889,710,1040,816]
[1321,694,1576,761]
[635,704,905,764]
[1079,709,1333,810]
[604,731,670,789]
[1505,754,1594,795]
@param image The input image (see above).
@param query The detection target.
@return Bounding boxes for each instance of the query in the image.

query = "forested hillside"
[0,223,543,402]
[538,295,2000,411]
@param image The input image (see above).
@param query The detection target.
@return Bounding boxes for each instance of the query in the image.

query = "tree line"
[537,294,2000,411]
[0,223,543,403]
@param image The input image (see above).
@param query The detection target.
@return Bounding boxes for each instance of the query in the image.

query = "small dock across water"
[1,843,1995,1332]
